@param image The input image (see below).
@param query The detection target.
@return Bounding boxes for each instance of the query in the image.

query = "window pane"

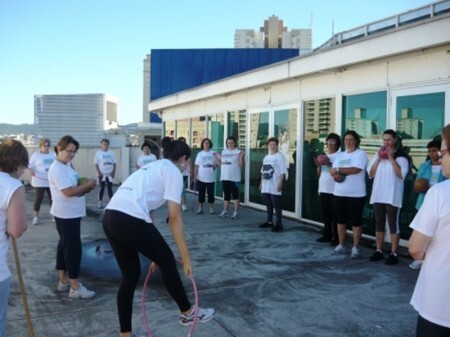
[228,110,247,202]
[249,112,269,205]
[302,98,336,221]
[274,108,297,212]
[208,113,225,197]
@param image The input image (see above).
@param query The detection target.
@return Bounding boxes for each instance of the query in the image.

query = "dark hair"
[267,137,278,145]
[383,129,397,139]
[326,133,341,149]
[427,139,441,149]
[163,140,191,161]
[0,139,29,174]
[57,135,79,151]
[100,138,110,144]
[226,136,237,148]
[201,138,213,150]
[141,142,151,151]
[161,136,172,149]
[177,136,186,143]
[344,130,361,147]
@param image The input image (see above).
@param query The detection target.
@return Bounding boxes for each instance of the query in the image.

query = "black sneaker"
[271,225,283,232]
[259,221,273,228]
[369,250,384,262]
[317,236,332,243]
[385,253,399,265]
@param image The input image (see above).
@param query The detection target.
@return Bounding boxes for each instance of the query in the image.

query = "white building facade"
[34,93,118,147]
[149,2,450,242]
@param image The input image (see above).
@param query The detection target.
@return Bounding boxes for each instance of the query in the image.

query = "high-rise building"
[234,15,312,54]
[34,93,118,146]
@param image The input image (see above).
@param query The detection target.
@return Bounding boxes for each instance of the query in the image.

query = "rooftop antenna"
[332,20,335,35]
[310,13,313,28]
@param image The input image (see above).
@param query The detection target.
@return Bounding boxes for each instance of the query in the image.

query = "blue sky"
[0,0,434,125]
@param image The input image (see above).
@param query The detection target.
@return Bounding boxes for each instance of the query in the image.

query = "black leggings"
[416,315,450,337]
[320,192,337,239]
[98,180,113,201]
[197,180,215,204]
[102,210,191,333]
[55,217,82,279]
[33,187,52,212]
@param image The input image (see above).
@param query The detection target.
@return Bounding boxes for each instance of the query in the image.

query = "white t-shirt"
[0,172,23,282]
[28,151,55,188]
[368,153,409,207]
[318,152,340,194]
[332,149,367,197]
[429,165,442,186]
[220,148,242,182]
[410,179,450,328]
[260,152,288,196]
[137,154,157,168]
[94,149,116,175]
[106,159,183,223]
[48,160,86,218]
[195,150,217,183]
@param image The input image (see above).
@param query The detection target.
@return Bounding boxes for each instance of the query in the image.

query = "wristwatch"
[336,167,340,174]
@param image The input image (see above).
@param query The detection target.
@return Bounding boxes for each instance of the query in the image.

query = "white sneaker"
[409,260,422,270]
[196,208,203,214]
[181,204,188,212]
[57,281,70,292]
[68,283,96,299]
[332,244,346,255]
[32,216,39,225]
[209,208,215,215]
[180,306,215,326]
[218,210,229,218]
[231,212,239,219]
[97,201,103,209]
[351,247,361,259]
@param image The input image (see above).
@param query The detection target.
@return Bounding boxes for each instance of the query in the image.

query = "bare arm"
[408,230,431,261]
[167,200,192,276]
[6,186,27,239]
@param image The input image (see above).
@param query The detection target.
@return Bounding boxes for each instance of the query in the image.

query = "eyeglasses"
[438,148,448,159]
[42,144,50,147]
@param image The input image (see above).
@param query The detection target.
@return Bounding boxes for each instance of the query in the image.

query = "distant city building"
[234,15,312,54]
[34,93,118,146]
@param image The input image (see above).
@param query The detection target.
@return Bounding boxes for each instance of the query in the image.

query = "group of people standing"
[314,127,450,337]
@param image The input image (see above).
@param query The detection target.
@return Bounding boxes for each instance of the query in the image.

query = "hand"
[182,256,193,277]
[149,262,158,273]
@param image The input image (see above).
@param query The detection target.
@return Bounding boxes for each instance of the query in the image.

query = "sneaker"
[97,201,103,209]
[351,247,361,259]
[316,236,332,243]
[369,250,384,262]
[181,204,188,212]
[180,306,215,326]
[218,210,229,218]
[209,208,215,215]
[196,208,204,214]
[259,221,273,228]
[272,225,283,232]
[385,253,399,265]
[332,244,346,255]
[57,281,70,292]
[32,216,39,225]
[409,260,422,270]
[231,212,239,219]
[52,217,56,222]
[68,283,96,299]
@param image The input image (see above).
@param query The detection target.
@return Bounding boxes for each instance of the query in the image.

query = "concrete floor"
[6,186,420,337]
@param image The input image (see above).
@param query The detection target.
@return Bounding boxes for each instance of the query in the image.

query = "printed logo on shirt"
[262,164,274,180]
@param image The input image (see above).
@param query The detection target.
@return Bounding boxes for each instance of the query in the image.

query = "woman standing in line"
[194,138,218,215]
[218,136,244,219]
[94,138,116,209]
[0,139,28,337]
[177,137,191,212]
[330,130,368,258]
[135,142,157,170]
[48,135,96,299]
[316,133,341,245]
[367,129,410,265]
[103,140,215,337]
[409,124,450,337]
[28,138,55,225]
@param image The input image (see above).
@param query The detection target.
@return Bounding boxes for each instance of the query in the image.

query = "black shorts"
[334,196,366,227]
